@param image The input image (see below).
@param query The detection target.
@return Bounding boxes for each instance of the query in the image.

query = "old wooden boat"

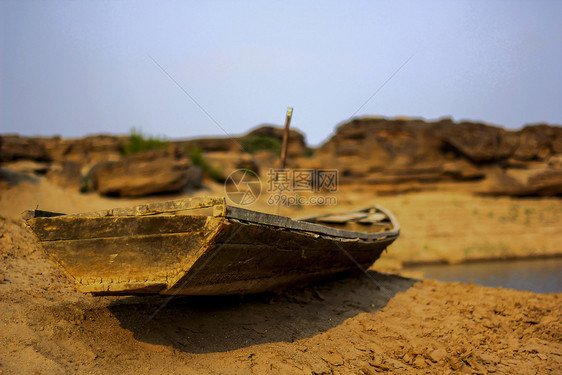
[23,196,400,296]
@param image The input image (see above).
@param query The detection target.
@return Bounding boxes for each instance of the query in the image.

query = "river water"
[407,257,562,294]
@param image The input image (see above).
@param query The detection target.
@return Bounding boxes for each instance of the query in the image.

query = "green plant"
[123,128,169,155]
[241,135,282,156]
[80,174,91,193]
[188,146,205,166]
[187,147,224,182]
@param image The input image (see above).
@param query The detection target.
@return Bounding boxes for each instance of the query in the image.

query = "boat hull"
[166,219,396,295]
[24,197,400,295]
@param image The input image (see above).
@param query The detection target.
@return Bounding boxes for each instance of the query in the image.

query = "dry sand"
[1,173,561,374]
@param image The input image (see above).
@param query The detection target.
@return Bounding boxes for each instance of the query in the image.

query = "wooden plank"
[357,212,388,224]
[320,221,392,234]
[42,232,205,282]
[315,213,369,224]
[23,197,226,219]
[37,216,225,294]
[197,221,385,275]
[169,220,394,294]
[296,208,370,222]
[66,196,226,218]
[225,205,398,241]
[27,215,210,241]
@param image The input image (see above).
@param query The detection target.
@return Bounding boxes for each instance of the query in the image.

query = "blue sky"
[1,0,561,145]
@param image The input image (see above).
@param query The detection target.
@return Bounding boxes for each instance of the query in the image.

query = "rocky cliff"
[0,125,308,197]
[1,118,561,197]
[311,117,562,196]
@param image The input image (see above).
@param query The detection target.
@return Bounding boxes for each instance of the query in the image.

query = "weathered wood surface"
[167,219,395,295]
[315,212,369,224]
[318,221,392,234]
[23,196,226,220]
[358,212,388,223]
[24,196,400,295]
[27,215,211,241]
[225,205,399,241]
[29,215,226,294]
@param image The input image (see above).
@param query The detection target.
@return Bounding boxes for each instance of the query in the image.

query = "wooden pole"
[276,107,293,215]
[279,107,293,169]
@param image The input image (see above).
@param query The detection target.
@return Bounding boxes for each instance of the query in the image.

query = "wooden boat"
[23,196,400,296]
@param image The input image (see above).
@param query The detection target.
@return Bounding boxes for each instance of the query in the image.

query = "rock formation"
[88,151,202,197]
[1,119,561,197]
[312,117,562,196]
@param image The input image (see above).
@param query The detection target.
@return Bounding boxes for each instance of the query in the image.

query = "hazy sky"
[1,1,561,145]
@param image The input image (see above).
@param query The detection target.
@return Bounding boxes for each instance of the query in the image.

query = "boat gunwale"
[224,205,400,242]
[23,196,400,242]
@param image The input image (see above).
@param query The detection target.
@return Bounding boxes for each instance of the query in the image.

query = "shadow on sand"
[108,271,417,354]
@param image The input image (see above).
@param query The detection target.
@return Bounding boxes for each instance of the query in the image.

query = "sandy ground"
[1,171,561,374]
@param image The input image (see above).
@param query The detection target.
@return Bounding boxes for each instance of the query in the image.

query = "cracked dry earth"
[1,215,561,374]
